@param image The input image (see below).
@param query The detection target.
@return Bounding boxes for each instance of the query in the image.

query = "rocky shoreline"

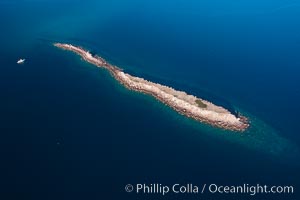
[54,43,249,131]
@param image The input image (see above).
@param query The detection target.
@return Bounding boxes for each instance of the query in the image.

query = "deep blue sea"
[1,0,300,199]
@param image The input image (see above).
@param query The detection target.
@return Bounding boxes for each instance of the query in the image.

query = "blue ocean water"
[0,0,300,199]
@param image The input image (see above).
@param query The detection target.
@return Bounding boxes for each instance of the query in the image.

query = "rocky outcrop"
[54,43,249,131]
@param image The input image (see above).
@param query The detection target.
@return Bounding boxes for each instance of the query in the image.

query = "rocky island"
[54,43,249,131]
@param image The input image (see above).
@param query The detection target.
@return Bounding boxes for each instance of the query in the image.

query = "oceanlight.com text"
[207,183,294,196]
[125,183,294,196]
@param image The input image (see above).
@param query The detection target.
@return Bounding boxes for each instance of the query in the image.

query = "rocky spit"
[54,43,249,131]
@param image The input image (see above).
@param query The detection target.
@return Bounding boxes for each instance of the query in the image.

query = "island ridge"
[54,43,249,131]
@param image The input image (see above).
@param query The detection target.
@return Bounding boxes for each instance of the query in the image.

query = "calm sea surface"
[0,0,299,199]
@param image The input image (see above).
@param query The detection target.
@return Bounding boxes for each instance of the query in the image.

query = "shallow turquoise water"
[0,0,300,199]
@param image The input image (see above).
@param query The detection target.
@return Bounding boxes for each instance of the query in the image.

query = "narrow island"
[54,43,249,131]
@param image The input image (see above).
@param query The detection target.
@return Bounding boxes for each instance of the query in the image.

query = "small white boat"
[17,58,25,64]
